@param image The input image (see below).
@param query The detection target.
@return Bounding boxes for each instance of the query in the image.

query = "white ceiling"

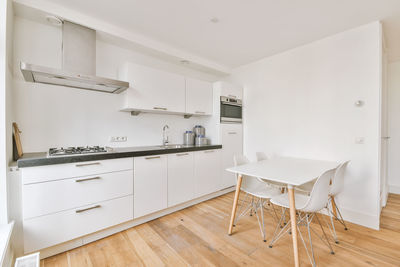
[16,0,400,69]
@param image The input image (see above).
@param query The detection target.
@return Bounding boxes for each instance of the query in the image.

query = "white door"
[194,150,221,197]
[185,78,213,115]
[167,152,195,207]
[134,155,167,218]
[220,124,243,189]
[381,53,389,208]
[120,63,185,113]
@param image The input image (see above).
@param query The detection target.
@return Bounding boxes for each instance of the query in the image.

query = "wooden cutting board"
[12,122,23,158]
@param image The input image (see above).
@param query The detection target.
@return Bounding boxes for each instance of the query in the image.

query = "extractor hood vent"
[20,21,129,94]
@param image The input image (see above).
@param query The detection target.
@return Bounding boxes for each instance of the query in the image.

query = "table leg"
[288,186,300,267]
[228,174,243,235]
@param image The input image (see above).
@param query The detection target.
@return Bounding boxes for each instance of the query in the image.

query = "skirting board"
[389,185,400,194]
[37,186,235,259]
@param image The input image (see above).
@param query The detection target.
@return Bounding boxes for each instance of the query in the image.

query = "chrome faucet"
[162,124,169,146]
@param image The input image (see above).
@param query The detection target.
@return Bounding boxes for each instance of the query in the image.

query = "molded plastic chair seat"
[241,181,282,199]
[270,193,310,211]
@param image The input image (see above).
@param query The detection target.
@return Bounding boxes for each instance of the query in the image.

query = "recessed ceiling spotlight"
[180,60,190,65]
[210,17,219,23]
[45,15,63,26]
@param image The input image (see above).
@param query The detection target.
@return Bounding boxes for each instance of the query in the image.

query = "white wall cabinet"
[134,155,168,218]
[194,149,221,197]
[185,77,213,115]
[220,124,243,189]
[120,62,186,113]
[167,152,195,207]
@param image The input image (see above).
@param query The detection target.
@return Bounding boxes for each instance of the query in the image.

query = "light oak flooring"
[41,193,400,266]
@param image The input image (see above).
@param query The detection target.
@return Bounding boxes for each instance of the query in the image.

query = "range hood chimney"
[20,21,129,94]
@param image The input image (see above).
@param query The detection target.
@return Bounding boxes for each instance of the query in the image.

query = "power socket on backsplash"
[110,136,127,142]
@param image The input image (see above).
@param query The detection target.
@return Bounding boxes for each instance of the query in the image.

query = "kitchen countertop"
[17,144,223,168]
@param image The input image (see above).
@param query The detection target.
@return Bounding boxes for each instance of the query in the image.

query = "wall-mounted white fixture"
[355,137,365,144]
[354,100,364,107]
[110,136,127,142]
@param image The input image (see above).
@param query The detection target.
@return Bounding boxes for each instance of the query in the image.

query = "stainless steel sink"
[158,144,186,149]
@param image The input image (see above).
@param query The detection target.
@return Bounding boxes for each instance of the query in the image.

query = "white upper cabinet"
[119,63,185,113]
[215,81,243,99]
[185,78,213,115]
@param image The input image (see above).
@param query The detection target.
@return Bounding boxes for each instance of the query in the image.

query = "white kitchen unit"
[21,158,134,253]
[119,62,186,114]
[214,81,243,99]
[134,155,168,218]
[194,149,222,197]
[167,152,195,207]
[185,77,213,115]
[220,124,243,188]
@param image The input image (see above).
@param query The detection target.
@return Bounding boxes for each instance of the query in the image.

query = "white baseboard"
[389,184,400,194]
[38,187,235,259]
[339,207,379,230]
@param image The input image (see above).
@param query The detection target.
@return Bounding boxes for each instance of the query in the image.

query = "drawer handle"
[75,162,101,167]
[228,132,237,134]
[145,156,161,160]
[176,153,189,156]
[204,150,214,153]
[75,205,101,213]
[153,107,167,111]
[75,176,101,183]
[195,111,205,114]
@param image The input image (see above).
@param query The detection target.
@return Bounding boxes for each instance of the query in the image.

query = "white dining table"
[226,156,339,267]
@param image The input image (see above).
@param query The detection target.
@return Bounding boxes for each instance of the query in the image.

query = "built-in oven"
[220,96,242,123]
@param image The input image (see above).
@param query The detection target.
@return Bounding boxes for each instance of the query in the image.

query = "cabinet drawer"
[23,170,133,219]
[22,158,133,184]
[23,195,133,253]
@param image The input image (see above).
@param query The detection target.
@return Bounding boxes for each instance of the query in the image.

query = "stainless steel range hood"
[20,21,129,94]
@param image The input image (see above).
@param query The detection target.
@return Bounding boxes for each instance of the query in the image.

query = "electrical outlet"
[110,136,127,142]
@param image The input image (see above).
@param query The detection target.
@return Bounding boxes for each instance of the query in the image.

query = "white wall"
[388,61,400,194]
[13,17,221,152]
[229,22,382,229]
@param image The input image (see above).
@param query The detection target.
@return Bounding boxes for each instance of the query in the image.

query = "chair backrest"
[330,161,350,196]
[301,168,336,212]
[256,152,269,161]
[233,154,267,192]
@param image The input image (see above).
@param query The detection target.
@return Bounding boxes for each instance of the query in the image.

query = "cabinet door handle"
[228,132,237,134]
[75,205,101,213]
[153,107,167,111]
[145,156,161,160]
[75,162,101,167]
[75,176,101,183]
[204,150,214,153]
[195,111,205,114]
[176,153,189,156]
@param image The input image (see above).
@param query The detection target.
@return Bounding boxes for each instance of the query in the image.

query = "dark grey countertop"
[17,144,223,168]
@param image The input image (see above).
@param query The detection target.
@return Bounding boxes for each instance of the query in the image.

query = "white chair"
[269,168,337,267]
[233,155,282,242]
[327,161,350,243]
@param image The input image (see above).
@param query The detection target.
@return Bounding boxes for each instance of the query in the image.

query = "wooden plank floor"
[41,193,400,267]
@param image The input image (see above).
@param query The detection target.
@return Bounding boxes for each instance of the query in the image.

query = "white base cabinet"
[167,152,195,207]
[220,124,243,188]
[134,155,168,218]
[194,150,222,197]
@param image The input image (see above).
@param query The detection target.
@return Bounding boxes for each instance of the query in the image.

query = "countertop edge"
[17,145,223,168]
